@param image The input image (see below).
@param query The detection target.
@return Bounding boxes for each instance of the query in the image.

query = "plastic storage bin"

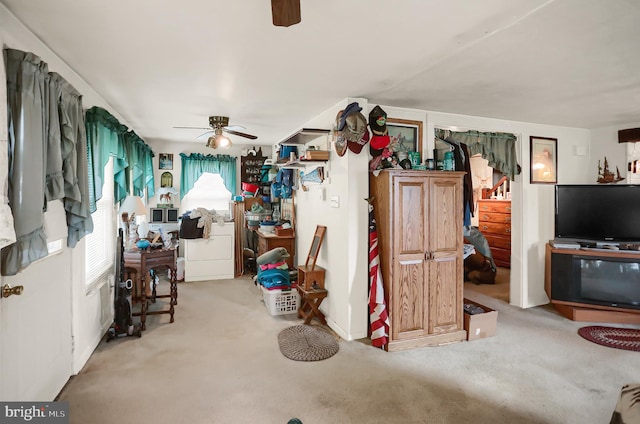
[261,285,300,316]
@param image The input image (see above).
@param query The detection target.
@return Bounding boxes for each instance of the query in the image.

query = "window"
[180,173,232,217]
[85,159,115,287]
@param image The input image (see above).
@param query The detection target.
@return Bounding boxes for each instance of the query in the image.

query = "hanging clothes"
[437,137,474,226]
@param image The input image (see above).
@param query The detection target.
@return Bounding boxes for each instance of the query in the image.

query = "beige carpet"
[57,275,640,424]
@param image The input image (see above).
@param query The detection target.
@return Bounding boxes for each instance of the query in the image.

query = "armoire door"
[391,175,429,341]
[427,175,464,334]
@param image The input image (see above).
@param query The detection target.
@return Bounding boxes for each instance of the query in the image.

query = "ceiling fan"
[271,0,301,27]
[174,116,257,149]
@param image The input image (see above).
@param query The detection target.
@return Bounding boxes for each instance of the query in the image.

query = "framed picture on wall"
[159,153,173,170]
[387,118,423,158]
[530,136,557,184]
[160,171,173,188]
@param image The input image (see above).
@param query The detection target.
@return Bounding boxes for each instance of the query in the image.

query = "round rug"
[277,324,339,361]
[578,326,640,352]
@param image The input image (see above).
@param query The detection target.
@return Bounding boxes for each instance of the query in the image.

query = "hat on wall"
[369,105,387,135]
[370,134,390,150]
[344,112,370,154]
[334,110,348,157]
[347,125,370,154]
[338,102,363,131]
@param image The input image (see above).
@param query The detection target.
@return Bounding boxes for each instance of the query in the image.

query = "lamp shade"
[119,195,146,218]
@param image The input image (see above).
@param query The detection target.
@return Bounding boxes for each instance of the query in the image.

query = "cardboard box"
[463,298,498,341]
[304,150,330,161]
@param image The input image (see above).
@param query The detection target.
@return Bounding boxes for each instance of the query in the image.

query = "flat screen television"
[555,184,640,243]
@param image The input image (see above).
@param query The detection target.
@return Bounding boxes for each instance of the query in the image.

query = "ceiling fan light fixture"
[206,129,232,149]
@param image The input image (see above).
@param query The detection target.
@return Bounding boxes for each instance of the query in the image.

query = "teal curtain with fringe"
[85,106,155,212]
[434,129,521,180]
[124,130,155,198]
[180,153,237,199]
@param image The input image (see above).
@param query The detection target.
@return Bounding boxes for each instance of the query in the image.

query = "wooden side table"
[257,231,295,268]
[297,286,328,325]
[124,244,177,330]
[297,265,325,290]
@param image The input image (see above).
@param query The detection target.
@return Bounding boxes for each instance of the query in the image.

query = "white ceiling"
[2,0,640,147]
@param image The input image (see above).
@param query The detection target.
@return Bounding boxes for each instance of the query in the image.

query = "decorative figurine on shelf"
[157,186,178,208]
[597,157,625,184]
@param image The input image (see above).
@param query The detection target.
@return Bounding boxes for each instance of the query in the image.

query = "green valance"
[435,129,521,180]
[180,153,237,199]
[85,106,155,212]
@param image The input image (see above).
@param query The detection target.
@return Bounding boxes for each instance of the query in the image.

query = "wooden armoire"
[370,169,467,351]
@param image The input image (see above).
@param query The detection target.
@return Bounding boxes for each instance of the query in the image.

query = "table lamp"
[119,195,148,245]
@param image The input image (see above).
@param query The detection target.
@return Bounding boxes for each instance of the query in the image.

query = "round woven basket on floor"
[278,324,339,361]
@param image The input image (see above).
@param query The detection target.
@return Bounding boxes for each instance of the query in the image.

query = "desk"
[257,231,295,269]
[124,245,177,330]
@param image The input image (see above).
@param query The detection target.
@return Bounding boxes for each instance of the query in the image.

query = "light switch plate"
[330,195,339,208]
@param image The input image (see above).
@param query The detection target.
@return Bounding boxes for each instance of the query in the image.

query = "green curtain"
[85,106,155,212]
[179,153,237,199]
[124,131,155,198]
[435,129,521,180]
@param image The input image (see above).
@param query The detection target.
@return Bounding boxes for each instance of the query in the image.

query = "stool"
[297,286,328,325]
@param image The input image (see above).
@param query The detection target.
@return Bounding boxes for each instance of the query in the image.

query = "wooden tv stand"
[545,243,640,324]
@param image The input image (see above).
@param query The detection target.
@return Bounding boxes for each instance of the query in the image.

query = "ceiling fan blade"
[173,126,211,130]
[224,125,246,131]
[272,0,301,27]
[224,129,258,140]
[196,130,214,140]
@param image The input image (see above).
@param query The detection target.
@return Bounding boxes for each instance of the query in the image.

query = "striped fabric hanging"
[368,203,389,348]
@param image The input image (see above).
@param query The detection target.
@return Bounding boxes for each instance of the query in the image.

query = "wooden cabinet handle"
[399,259,422,265]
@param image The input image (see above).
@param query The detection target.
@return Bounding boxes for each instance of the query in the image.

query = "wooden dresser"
[477,199,511,268]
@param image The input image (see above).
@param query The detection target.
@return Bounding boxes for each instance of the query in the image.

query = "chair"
[296,226,328,324]
[297,225,326,290]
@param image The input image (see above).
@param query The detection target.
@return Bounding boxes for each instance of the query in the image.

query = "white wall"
[292,97,370,341]
[591,122,640,184]
[0,4,137,374]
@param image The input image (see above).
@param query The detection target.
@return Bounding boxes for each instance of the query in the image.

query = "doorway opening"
[466,154,511,303]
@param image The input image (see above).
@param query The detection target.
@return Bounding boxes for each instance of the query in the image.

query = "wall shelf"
[279,128,331,146]
[278,159,328,169]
